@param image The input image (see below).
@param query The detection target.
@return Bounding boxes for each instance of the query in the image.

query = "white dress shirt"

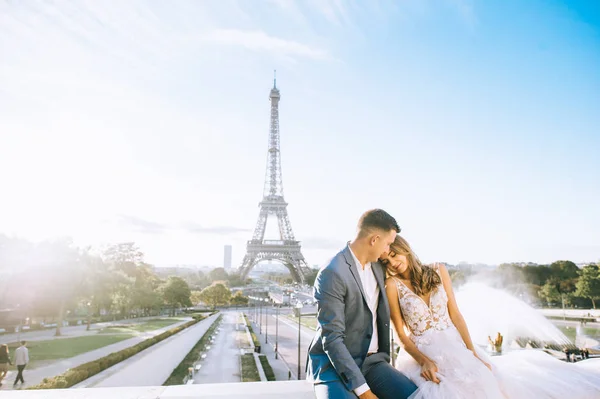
[15,345,29,366]
[348,246,380,396]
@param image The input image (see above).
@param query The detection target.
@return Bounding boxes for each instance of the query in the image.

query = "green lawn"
[7,334,134,363]
[129,318,181,332]
[286,315,318,331]
[241,354,261,382]
[99,318,181,334]
[556,324,600,344]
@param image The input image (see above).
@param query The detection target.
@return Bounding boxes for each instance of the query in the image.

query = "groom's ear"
[370,234,380,246]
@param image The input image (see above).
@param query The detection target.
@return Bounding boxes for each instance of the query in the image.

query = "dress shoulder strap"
[390,276,408,298]
[431,262,443,277]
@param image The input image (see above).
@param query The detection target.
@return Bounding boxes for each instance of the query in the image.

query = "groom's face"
[371,229,397,261]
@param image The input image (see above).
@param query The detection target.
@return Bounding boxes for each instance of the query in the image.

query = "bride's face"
[380,251,409,275]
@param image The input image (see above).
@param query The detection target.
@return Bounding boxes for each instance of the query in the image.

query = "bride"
[380,234,600,399]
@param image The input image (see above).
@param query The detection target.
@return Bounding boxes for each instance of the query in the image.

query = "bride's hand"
[420,359,440,384]
[473,352,492,371]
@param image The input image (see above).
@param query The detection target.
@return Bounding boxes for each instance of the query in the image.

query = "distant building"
[224,245,232,270]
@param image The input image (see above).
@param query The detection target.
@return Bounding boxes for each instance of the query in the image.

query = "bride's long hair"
[383,235,441,296]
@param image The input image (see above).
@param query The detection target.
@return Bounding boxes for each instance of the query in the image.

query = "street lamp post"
[275,305,279,359]
[254,297,258,323]
[86,301,92,331]
[296,302,303,380]
[259,299,263,335]
[265,298,269,344]
[249,296,253,321]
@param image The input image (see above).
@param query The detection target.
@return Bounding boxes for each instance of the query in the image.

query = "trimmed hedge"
[258,354,276,381]
[164,314,223,385]
[243,314,261,349]
[27,314,207,390]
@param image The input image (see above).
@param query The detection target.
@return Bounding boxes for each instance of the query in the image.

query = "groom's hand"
[358,390,379,399]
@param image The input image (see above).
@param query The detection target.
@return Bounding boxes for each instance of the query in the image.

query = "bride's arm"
[385,278,440,383]
[438,264,491,368]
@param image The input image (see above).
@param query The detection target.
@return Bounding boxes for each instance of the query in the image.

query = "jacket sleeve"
[314,266,366,391]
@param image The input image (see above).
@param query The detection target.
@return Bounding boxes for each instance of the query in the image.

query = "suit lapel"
[372,261,386,293]
[373,262,390,312]
[342,246,367,302]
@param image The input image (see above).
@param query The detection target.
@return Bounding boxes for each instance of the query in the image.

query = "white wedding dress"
[393,265,600,399]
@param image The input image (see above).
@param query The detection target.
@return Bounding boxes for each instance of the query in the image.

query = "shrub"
[163,314,223,385]
[259,355,276,381]
[243,314,261,349]
[27,315,208,390]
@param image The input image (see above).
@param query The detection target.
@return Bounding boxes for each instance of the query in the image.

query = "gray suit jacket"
[306,246,391,391]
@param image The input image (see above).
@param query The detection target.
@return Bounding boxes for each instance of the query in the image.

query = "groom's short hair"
[357,209,400,237]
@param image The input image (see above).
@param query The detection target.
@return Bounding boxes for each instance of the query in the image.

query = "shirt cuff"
[354,383,370,396]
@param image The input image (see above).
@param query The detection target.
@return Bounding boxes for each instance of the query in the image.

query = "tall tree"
[190,290,203,306]
[102,243,160,317]
[162,276,192,315]
[230,290,249,306]
[199,283,231,309]
[538,281,561,305]
[522,265,552,286]
[32,239,86,336]
[227,273,245,287]
[575,264,600,309]
[550,260,579,280]
[304,269,319,287]
[184,271,210,291]
[131,263,163,316]
[208,267,229,282]
[103,242,144,277]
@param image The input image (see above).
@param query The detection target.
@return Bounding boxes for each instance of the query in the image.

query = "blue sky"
[0,0,598,268]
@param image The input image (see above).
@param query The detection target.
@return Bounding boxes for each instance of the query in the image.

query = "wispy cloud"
[182,223,251,235]
[313,0,352,27]
[114,215,250,237]
[301,237,346,251]
[267,0,357,28]
[199,29,330,61]
[116,215,168,235]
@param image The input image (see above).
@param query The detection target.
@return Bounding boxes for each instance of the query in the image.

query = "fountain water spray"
[455,282,571,349]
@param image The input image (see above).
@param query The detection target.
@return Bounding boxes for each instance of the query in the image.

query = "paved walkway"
[541,309,600,318]
[249,311,302,381]
[0,316,172,345]
[76,313,220,388]
[192,311,240,384]
[0,318,192,391]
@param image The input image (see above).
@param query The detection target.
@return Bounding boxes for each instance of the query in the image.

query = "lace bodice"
[394,265,452,344]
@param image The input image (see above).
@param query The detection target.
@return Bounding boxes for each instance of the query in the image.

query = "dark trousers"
[364,358,418,399]
[314,359,418,399]
[14,364,25,384]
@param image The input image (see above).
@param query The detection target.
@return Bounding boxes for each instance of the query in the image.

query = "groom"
[307,209,417,399]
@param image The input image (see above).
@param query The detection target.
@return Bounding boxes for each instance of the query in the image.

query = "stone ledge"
[1,381,314,398]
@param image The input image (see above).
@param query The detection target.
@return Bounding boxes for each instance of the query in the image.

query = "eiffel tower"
[238,73,309,284]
